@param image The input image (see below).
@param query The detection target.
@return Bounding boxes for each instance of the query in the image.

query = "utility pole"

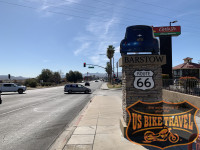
[8,74,11,83]
[87,72,88,81]
[112,57,114,84]
[113,57,114,74]
[116,61,118,78]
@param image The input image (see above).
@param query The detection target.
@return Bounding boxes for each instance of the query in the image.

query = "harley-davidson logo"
[126,100,199,149]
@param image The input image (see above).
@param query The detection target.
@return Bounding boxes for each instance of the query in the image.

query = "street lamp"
[99,53,115,74]
[170,20,178,26]
[99,53,115,84]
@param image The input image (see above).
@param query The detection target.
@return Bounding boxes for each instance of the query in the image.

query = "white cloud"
[42,59,50,63]
[29,0,82,17]
[176,10,200,18]
[89,56,101,64]
[65,16,73,21]
[39,0,72,11]
[74,42,91,56]
[72,4,122,67]
[86,17,119,37]
[115,46,120,53]
[83,15,120,64]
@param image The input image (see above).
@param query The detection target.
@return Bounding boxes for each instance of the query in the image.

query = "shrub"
[25,78,38,88]
[41,82,53,86]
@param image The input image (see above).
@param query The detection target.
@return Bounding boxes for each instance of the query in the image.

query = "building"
[173,57,200,79]
[83,76,93,81]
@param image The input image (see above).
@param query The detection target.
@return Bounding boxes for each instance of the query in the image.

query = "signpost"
[153,26,181,79]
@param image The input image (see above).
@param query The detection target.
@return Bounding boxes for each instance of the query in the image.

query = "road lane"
[0,81,102,150]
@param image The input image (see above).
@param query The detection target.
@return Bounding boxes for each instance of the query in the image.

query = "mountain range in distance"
[0,75,28,80]
[82,72,122,77]
[0,72,122,80]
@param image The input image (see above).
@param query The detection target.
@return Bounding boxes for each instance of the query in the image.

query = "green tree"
[66,70,75,83]
[50,72,61,84]
[105,62,112,81]
[106,45,115,83]
[66,70,83,83]
[37,69,53,82]
[74,71,83,82]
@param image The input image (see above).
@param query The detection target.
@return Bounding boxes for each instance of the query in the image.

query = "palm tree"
[105,62,112,82]
[107,45,115,83]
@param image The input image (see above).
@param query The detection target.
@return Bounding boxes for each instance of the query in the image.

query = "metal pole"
[113,57,114,75]
[87,72,88,81]
[116,61,118,78]
[113,57,114,84]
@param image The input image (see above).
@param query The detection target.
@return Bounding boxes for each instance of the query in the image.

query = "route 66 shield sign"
[133,70,154,90]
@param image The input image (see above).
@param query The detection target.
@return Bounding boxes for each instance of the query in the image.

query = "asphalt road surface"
[0,81,102,150]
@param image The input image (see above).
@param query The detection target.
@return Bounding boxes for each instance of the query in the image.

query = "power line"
[22,0,169,25]
[21,0,200,30]
[132,0,200,18]
[0,0,169,28]
[88,0,174,18]
[62,0,176,23]
[1,0,200,33]
[87,0,200,24]
[19,0,200,30]
[21,0,161,24]
[0,0,125,26]
[27,0,200,28]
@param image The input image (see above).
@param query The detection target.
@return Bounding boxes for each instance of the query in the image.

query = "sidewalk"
[63,83,146,150]
[100,83,109,90]
[51,83,200,150]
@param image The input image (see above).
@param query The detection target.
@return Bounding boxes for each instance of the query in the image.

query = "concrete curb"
[110,88,122,90]
[100,88,109,90]
[49,126,76,150]
[48,96,96,150]
[100,82,109,90]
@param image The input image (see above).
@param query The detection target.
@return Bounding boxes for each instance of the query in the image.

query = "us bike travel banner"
[126,100,199,149]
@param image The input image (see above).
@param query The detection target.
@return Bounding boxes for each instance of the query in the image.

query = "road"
[0,81,102,150]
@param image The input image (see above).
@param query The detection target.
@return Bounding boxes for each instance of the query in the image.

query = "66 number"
[137,78,151,88]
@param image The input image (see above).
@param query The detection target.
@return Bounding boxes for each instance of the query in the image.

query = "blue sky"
[0,0,200,78]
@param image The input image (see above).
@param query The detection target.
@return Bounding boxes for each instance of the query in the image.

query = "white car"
[0,83,26,94]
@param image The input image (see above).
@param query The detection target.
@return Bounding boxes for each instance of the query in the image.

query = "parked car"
[64,84,91,94]
[95,80,99,82]
[114,78,122,84]
[85,82,90,86]
[120,25,159,55]
[0,83,26,94]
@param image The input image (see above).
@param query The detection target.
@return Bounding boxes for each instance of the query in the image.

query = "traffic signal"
[113,74,116,78]
[83,63,86,67]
